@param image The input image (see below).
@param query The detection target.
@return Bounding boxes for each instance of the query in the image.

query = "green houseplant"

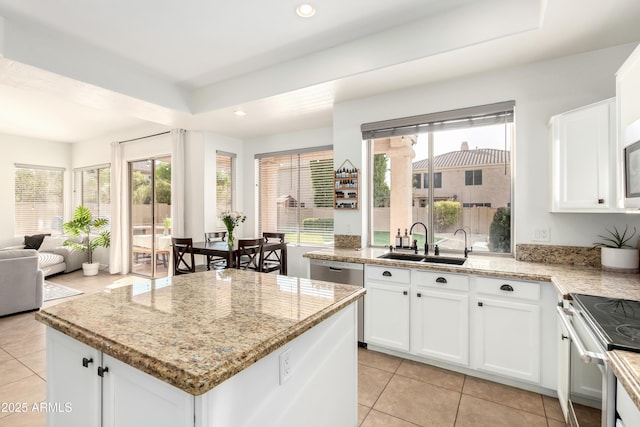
[62,205,111,276]
[594,225,638,273]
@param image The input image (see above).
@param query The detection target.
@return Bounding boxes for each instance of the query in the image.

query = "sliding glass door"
[130,156,171,278]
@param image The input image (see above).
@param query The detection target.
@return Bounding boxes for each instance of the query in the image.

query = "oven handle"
[556,306,605,365]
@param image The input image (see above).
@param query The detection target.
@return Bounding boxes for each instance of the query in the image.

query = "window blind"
[73,164,111,221]
[216,152,234,230]
[256,147,334,245]
[14,164,64,235]
[361,101,515,140]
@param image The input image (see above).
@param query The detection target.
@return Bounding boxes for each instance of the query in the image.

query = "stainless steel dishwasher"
[309,259,365,346]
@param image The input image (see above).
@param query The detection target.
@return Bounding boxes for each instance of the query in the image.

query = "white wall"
[330,42,640,248]
[0,134,72,248]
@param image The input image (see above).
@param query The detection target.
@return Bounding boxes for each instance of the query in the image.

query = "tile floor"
[1,271,571,426]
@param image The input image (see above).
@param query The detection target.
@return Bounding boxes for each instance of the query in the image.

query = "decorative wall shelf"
[334,160,359,210]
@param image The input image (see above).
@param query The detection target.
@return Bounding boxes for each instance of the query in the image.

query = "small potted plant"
[594,225,639,273]
[62,205,111,276]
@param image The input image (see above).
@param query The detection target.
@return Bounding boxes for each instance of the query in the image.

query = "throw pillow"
[24,233,51,250]
[39,235,69,252]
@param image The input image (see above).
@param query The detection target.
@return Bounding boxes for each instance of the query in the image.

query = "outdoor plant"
[488,207,511,253]
[594,225,637,248]
[62,205,111,264]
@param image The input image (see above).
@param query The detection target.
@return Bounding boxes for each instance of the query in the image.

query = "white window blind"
[216,152,234,230]
[73,164,111,222]
[15,164,64,235]
[256,147,334,245]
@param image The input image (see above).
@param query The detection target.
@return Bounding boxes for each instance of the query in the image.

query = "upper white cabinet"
[550,98,617,212]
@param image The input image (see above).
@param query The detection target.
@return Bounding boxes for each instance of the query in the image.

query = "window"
[15,164,64,235]
[424,172,442,188]
[256,147,333,245]
[216,152,235,230]
[74,165,110,221]
[412,173,422,189]
[364,101,513,253]
[465,170,482,186]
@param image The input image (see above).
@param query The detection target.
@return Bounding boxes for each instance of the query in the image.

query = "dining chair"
[171,237,207,275]
[236,238,264,272]
[262,232,285,274]
[204,231,227,269]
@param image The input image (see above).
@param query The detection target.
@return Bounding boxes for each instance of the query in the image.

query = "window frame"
[73,163,111,222]
[216,151,236,231]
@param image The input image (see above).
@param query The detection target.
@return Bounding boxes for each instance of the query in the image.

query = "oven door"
[557,304,615,427]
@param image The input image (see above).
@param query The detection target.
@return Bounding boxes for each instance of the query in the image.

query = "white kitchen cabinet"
[47,329,194,427]
[47,328,101,427]
[550,98,617,212]
[364,265,410,352]
[473,277,541,383]
[617,380,640,427]
[411,271,469,366]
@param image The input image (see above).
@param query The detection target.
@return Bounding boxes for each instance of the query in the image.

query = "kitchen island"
[36,269,365,427]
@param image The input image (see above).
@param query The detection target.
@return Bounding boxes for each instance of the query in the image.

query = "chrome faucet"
[409,222,428,255]
[454,228,471,257]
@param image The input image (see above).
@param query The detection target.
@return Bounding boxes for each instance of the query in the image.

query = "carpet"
[43,281,83,301]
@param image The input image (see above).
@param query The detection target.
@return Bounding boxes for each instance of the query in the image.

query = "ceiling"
[0,0,639,143]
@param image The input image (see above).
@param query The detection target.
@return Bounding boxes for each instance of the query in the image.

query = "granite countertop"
[305,247,640,410]
[304,247,640,300]
[35,269,365,396]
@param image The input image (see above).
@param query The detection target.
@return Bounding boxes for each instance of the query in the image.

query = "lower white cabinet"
[411,271,469,366]
[617,380,640,427]
[47,328,194,427]
[364,267,410,352]
[473,278,541,383]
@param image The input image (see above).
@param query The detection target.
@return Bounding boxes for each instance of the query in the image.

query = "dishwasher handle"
[328,267,343,272]
[556,306,605,365]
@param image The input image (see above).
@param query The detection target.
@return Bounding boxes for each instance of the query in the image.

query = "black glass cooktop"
[572,293,640,353]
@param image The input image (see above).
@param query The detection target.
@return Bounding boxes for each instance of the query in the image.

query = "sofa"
[0,249,44,316]
[7,234,88,277]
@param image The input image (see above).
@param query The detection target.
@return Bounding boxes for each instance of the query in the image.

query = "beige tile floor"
[1,271,571,426]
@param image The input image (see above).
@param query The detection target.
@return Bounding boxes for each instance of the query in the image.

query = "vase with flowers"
[220,211,246,250]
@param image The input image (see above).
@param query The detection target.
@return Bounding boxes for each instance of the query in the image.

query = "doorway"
[129,156,172,278]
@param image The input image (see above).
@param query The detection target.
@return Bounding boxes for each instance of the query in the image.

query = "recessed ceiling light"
[233,110,247,117]
[296,4,315,18]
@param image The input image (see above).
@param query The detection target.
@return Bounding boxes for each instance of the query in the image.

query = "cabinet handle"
[435,277,447,284]
[403,290,408,296]
[478,302,484,307]
[561,334,569,341]
[598,199,605,204]
[417,292,422,298]
[382,271,392,277]
[500,284,514,292]
[82,357,93,368]
[97,366,109,377]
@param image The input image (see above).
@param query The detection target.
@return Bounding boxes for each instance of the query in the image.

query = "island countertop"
[35,269,365,396]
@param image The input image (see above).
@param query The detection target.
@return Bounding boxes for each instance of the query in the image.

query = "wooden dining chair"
[262,232,286,274]
[172,237,196,275]
[204,231,227,269]
[235,238,264,272]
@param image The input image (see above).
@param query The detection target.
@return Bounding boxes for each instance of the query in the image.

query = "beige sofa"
[0,249,44,316]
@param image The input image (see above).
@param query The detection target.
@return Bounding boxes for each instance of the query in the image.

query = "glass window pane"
[216,153,233,230]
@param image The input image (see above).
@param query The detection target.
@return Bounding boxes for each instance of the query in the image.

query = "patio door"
[129,156,171,278]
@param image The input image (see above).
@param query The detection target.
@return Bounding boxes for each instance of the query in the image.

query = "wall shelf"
[334,160,359,210]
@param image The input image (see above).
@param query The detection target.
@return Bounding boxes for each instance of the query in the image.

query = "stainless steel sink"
[377,252,466,265]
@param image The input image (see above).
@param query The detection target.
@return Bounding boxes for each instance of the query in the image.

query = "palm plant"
[62,205,111,264]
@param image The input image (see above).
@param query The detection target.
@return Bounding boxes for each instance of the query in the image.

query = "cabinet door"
[557,311,570,421]
[364,281,410,352]
[102,354,194,427]
[412,288,469,366]
[551,99,614,211]
[474,297,540,383]
[46,329,101,427]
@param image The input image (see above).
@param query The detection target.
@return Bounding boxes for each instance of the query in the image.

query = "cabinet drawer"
[476,277,540,301]
[413,270,469,292]
[366,265,410,284]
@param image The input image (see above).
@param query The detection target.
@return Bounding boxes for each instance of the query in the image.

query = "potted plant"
[62,205,111,276]
[594,225,639,273]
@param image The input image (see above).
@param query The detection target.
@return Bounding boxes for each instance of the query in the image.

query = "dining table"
[191,239,288,274]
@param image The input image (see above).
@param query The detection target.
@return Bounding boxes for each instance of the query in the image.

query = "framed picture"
[625,140,640,198]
